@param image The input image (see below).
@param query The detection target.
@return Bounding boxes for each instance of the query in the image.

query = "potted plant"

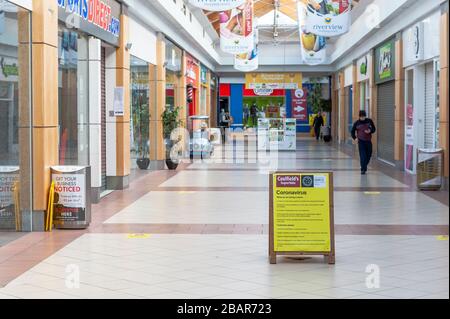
[162,106,182,170]
[134,94,151,170]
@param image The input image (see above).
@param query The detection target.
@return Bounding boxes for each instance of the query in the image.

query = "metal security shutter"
[424,62,435,149]
[377,81,395,164]
[101,47,107,192]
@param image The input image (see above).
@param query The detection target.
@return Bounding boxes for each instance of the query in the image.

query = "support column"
[370,49,378,157]
[30,0,59,230]
[88,38,102,203]
[149,33,166,170]
[206,71,212,122]
[107,12,131,189]
[177,52,187,127]
[352,62,360,121]
[339,72,346,144]
[439,9,449,185]
[394,36,405,169]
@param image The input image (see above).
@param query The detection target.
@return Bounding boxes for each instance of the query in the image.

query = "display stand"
[269,171,335,265]
[257,118,297,151]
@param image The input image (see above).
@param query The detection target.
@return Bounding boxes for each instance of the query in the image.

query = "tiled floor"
[0,138,448,299]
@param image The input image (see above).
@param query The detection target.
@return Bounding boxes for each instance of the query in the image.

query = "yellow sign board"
[245,73,302,90]
[269,172,335,264]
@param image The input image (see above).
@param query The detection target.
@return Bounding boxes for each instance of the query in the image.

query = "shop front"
[403,12,441,174]
[0,0,32,232]
[375,38,396,165]
[210,73,218,127]
[186,53,200,122]
[57,0,123,201]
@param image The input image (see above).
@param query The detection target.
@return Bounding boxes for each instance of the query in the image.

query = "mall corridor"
[0,139,448,299]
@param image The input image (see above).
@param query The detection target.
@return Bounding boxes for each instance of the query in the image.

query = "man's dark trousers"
[358,140,373,172]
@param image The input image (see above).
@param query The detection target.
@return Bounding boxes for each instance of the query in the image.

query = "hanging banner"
[189,0,246,11]
[234,29,259,72]
[291,88,308,121]
[298,1,327,65]
[245,73,302,90]
[302,0,352,37]
[220,0,254,55]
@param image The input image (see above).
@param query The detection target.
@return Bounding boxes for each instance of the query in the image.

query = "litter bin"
[50,166,92,229]
[417,149,444,191]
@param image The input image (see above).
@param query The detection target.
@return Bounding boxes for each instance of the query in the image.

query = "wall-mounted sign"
[303,0,352,37]
[186,55,199,86]
[57,0,121,46]
[0,57,19,79]
[200,65,208,85]
[113,87,125,116]
[297,2,327,65]
[220,0,254,55]
[291,88,308,121]
[357,54,371,82]
[245,73,302,90]
[375,39,396,83]
[189,0,246,11]
[405,104,414,171]
[269,172,335,264]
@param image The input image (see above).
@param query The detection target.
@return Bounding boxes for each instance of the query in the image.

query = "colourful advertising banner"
[0,166,19,230]
[189,0,246,11]
[234,29,259,72]
[291,88,308,121]
[302,0,352,37]
[220,0,254,54]
[52,172,86,224]
[245,73,302,90]
[298,1,327,65]
[272,172,332,252]
[405,104,414,171]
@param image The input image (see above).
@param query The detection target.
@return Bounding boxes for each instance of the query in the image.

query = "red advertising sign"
[291,88,308,121]
[186,54,199,87]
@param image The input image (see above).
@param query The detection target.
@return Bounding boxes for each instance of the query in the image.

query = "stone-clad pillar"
[149,33,166,169]
[369,49,378,157]
[112,12,131,187]
[29,0,59,230]
[339,72,346,143]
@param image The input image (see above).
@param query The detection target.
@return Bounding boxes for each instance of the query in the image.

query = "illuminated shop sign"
[57,0,121,45]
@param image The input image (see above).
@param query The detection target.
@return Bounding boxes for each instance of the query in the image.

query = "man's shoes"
[361,170,367,175]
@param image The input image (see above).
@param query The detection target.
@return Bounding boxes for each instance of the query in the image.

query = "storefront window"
[130,56,150,163]
[0,1,32,233]
[58,26,89,166]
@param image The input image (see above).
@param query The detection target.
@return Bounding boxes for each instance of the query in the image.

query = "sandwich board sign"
[269,171,335,264]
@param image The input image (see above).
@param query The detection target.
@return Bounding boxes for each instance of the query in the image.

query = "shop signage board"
[269,171,335,264]
[245,73,302,90]
[0,166,19,230]
[297,2,327,65]
[51,166,91,229]
[303,0,352,37]
[357,54,371,82]
[57,0,121,46]
[291,88,308,121]
[375,38,396,84]
[189,0,246,11]
[405,22,424,62]
[220,0,254,54]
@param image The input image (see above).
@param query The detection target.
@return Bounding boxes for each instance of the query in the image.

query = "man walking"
[313,112,324,141]
[351,110,376,175]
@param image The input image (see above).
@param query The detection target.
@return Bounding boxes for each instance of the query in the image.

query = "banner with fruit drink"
[220,0,254,54]
[234,28,259,72]
[189,0,246,11]
[302,0,352,37]
[298,1,327,65]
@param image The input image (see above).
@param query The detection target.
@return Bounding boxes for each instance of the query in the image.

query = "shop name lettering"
[57,0,120,37]
[276,175,300,187]
[313,24,344,31]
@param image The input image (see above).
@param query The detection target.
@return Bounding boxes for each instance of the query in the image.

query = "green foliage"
[161,106,182,139]
[307,78,324,114]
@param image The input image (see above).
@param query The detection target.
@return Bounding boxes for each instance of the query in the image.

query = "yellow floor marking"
[436,235,449,241]
[127,234,151,239]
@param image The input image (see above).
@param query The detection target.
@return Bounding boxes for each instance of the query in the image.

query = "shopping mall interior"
[0,0,448,302]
